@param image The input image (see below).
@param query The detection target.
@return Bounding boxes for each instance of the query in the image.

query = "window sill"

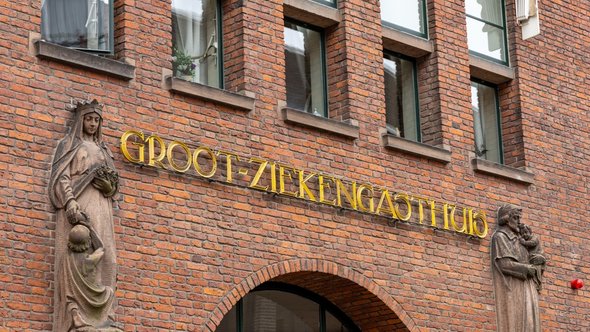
[472,158,534,184]
[469,55,514,84]
[382,134,451,163]
[283,0,341,28]
[382,26,433,58]
[165,77,255,112]
[281,108,359,139]
[34,41,135,80]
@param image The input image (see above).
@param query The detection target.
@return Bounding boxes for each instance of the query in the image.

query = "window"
[381,0,427,38]
[312,0,336,8]
[466,0,508,64]
[384,53,420,141]
[172,0,222,88]
[471,81,503,163]
[284,20,328,117]
[216,283,360,332]
[41,0,114,53]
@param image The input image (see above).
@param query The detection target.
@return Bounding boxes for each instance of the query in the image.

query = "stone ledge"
[284,0,341,28]
[165,77,255,112]
[382,26,433,58]
[469,55,514,84]
[281,108,359,139]
[472,158,534,184]
[34,40,135,80]
[382,134,451,163]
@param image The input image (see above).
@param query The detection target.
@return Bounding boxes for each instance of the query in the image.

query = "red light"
[570,279,584,289]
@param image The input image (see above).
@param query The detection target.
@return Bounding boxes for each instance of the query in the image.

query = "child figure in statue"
[65,223,115,331]
[519,223,546,291]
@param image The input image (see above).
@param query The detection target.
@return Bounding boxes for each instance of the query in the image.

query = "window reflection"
[381,0,426,37]
[465,0,507,63]
[384,54,419,141]
[471,81,502,163]
[285,21,327,117]
[172,0,220,87]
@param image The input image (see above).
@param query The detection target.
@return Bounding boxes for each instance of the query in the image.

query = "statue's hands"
[92,177,113,195]
[89,247,105,262]
[526,265,538,278]
[66,200,80,224]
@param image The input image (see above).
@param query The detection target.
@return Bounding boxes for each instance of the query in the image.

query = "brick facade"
[1,0,589,331]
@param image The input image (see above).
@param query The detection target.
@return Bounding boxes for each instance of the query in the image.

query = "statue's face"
[83,113,101,136]
[507,210,521,233]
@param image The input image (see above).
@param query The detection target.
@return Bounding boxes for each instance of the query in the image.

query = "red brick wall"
[1,0,589,331]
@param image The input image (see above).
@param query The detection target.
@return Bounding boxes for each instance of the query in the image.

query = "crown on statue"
[68,99,104,117]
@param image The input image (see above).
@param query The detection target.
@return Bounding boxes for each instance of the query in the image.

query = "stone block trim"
[202,258,417,332]
[283,0,341,28]
[382,26,434,58]
[472,158,534,184]
[281,107,360,139]
[469,55,515,84]
[383,134,452,163]
[34,41,135,80]
[165,77,256,112]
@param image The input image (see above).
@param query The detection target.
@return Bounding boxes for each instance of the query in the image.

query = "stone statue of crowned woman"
[49,99,122,332]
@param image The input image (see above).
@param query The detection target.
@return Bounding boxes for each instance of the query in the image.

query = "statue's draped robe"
[50,138,117,331]
[491,228,540,332]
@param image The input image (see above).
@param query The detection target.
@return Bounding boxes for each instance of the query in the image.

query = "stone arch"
[203,258,417,332]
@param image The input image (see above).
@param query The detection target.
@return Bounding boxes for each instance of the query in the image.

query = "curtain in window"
[471,85,487,157]
[172,0,218,86]
[477,0,503,51]
[42,0,110,50]
[285,24,311,112]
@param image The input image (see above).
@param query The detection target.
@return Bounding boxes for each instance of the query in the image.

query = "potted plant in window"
[172,48,196,81]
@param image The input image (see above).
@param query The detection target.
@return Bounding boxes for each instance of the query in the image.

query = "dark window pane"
[215,305,237,332]
[384,54,419,141]
[243,291,320,332]
[172,0,220,87]
[381,0,426,36]
[471,81,502,163]
[312,0,336,7]
[326,310,350,332]
[285,22,326,117]
[42,0,112,52]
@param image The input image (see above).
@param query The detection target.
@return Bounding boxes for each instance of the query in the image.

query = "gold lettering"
[217,150,240,183]
[375,189,396,217]
[472,211,488,238]
[336,179,357,210]
[248,157,269,191]
[412,196,429,224]
[429,200,446,228]
[192,147,217,178]
[393,193,412,221]
[450,206,469,233]
[120,130,144,163]
[278,164,298,197]
[356,184,374,213]
[298,170,317,202]
[318,175,336,206]
[442,203,449,229]
[269,162,277,193]
[166,140,192,173]
[147,135,166,168]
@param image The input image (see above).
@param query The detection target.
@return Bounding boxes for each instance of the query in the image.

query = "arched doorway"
[215,281,360,332]
[203,260,415,332]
